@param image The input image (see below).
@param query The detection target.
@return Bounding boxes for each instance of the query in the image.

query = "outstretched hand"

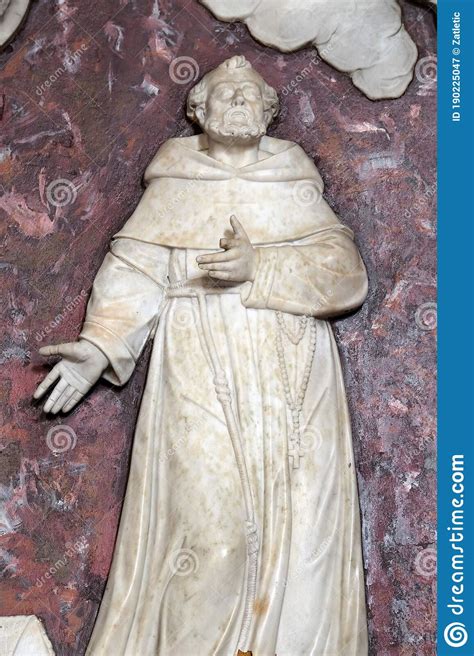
[34,341,109,414]
[197,215,257,283]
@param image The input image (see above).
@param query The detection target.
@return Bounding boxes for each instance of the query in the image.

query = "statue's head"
[187,55,279,144]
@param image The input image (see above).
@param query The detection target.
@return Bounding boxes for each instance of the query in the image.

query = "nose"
[231,89,245,106]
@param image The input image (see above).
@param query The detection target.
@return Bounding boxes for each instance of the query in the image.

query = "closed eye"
[213,85,234,100]
[242,84,261,101]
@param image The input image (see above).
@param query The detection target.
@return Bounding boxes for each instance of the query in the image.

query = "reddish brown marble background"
[0,1,436,654]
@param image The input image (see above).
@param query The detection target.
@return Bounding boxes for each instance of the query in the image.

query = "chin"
[205,119,267,144]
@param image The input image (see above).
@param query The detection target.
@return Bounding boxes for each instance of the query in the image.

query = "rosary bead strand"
[275,313,317,468]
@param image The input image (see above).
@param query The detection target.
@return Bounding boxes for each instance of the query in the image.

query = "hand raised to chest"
[196,215,257,283]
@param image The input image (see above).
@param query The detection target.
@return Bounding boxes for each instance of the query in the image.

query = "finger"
[199,261,236,272]
[197,250,238,264]
[51,385,76,415]
[196,251,222,265]
[197,250,238,265]
[55,385,76,412]
[34,366,61,399]
[209,270,234,281]
[219,238,239,250]
[59,388,77,414]
[43,378,69,414]
[230,215,247,239]
[62,390,83,414]
[39,342,77,359]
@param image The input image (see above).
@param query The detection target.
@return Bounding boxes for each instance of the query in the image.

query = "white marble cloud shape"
[199,0,419,100]
[0,616,55,656]
[0,0,31,50]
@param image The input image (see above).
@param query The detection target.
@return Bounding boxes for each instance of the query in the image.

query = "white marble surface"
[36,56,369,655]
[0,616,55,656]
[200,0,419,99]
[0,0,30,49]
[0,0,11,18]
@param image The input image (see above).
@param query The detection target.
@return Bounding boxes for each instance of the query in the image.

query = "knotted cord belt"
[166,279,258,651]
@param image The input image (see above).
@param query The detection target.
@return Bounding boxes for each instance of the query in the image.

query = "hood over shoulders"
[115,133,342,249]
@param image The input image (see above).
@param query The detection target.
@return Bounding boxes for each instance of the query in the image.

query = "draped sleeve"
[240,206,368,318]
[79,238,170,385]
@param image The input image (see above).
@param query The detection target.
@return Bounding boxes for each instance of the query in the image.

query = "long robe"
[82,135,369,656]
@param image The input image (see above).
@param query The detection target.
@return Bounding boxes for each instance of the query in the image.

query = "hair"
[187,55,279,127]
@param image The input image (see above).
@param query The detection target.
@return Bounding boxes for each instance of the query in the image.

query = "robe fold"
[82,135,369,656]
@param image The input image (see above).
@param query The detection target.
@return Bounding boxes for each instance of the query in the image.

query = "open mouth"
[224,107,251,125]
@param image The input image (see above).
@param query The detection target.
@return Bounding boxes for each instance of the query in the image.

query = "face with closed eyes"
[201,71,267,144]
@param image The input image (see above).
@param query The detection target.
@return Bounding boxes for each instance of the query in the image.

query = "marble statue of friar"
[35,55,369,655]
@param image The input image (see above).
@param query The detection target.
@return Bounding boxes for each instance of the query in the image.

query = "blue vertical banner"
[438,1,474,654]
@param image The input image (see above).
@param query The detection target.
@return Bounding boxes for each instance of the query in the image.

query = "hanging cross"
[288,433,304,469]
